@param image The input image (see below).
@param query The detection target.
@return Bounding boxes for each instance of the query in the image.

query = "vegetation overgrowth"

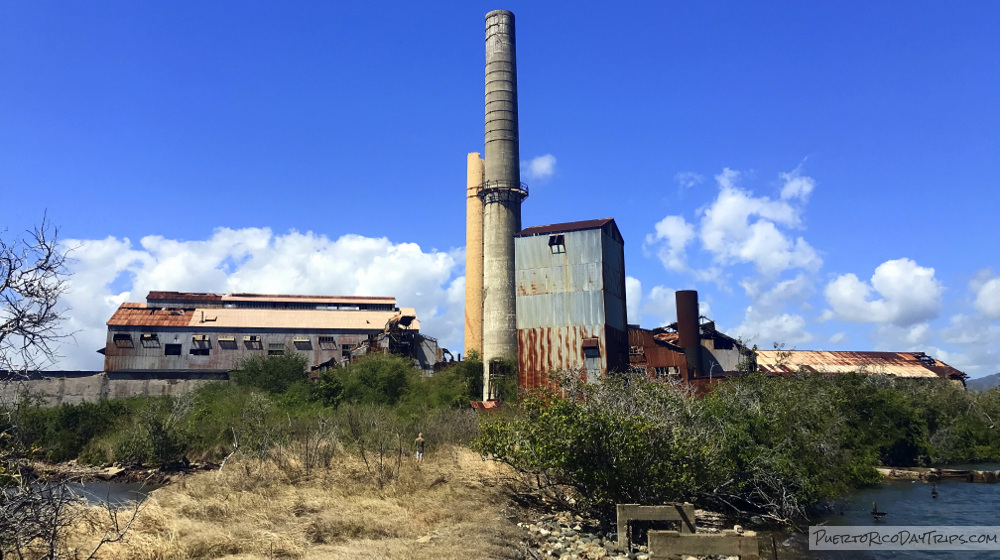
[473,371,1000,525]
[6,352,485,469]
[7,348,1000,533]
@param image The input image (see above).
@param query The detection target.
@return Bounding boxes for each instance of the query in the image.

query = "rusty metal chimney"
[479,9,527,400]
[675,290,701,378]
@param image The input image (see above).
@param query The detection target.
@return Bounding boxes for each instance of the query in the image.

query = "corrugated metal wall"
[515,223,627,389]
[103,328,372,372]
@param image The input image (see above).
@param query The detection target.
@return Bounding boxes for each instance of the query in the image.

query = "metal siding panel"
[515,224,626,385]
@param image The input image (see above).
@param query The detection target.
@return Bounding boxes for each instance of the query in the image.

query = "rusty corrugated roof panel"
[516,218,616,237]
[108,304,193,327]
[223,293,396,304]
[199,307,418,330]
[107,303,419,331]
[147,291,223,302]
[147,291,396,305]
[756,350,966,379]
[470,400,502,411]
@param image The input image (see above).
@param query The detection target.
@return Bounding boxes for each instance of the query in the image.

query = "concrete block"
[648,529,759,560]
[617,503,696,550]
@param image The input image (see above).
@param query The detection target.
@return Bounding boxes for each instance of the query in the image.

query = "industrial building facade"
[101,292,439,374]
[514,218,629,389]
[628,290,967,389]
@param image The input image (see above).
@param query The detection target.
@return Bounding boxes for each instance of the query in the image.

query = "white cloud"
[642,286,677,327]
[625,276,642,324]
[732,274,815,347]
[522,154,557,181]
[778,166,815,201]
[674,171,704,190]
[870,322,934,351]
[644,215,695,272]
[822,258,944,327]
[974,277,1000,319]
[57,228,464,370]
[639,285,714,328]
[699,168,821,277]
[733,312,813,348]
[740,273,814,316]
[938,313,1000,377]
[829,332,847,344]
[647,166,822,281]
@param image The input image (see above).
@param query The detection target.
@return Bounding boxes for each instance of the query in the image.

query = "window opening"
[318,336,337,350]
[113,333,134,348]
[548,234,566,254]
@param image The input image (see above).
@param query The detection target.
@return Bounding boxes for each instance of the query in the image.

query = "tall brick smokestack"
[479,10,527,400]
[675,290,701,378]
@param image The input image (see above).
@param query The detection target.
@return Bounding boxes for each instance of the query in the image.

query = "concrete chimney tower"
[464,152,485,358]
[479,9,527,400]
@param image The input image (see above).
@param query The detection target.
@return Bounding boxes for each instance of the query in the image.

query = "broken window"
[548,234,566,254]
[318,336,337,350]
[654,367,679,378]
[140,333,160,348]
[217,336,237,349]
[293,336,312,351]
[191,334,211,349]
[190,335,211,355]
[164,344,182,356]
[113,333,134,348]
[244,335,262,350]
[268,343,285,356]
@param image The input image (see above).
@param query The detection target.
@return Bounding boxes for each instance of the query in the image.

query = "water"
[769,464,1000,559]
[64,481,161,506]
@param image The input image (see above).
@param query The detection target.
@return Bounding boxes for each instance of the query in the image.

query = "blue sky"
[3,2,998,376]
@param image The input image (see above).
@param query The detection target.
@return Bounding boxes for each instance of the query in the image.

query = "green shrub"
[316,353,420,408]
[230,352,309,394]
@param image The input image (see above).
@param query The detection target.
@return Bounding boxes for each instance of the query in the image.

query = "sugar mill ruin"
[8,9,966,406]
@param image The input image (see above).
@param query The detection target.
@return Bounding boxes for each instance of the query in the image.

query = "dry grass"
[68,446,528,560]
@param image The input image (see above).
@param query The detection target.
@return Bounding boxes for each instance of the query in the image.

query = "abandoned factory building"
[514,218,629,390]
[628,290,967,390]
[100,291,442,374]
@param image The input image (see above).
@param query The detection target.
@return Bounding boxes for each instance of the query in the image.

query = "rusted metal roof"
[108,304,195,327]
[222,293,397,304]
[108,303,418,331]
[516,218,617,237]
[145,291,397,305]
[470,400,502,411]
[147,291,223,302]
[756,350,966,380]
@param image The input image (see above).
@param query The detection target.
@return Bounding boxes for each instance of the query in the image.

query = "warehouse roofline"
[516,218,617,237]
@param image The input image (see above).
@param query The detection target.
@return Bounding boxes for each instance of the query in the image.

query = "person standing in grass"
[415,432,425,463]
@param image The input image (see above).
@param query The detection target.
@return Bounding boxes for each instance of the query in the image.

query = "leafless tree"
[0,218,144,559]
[1,216,69,376]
